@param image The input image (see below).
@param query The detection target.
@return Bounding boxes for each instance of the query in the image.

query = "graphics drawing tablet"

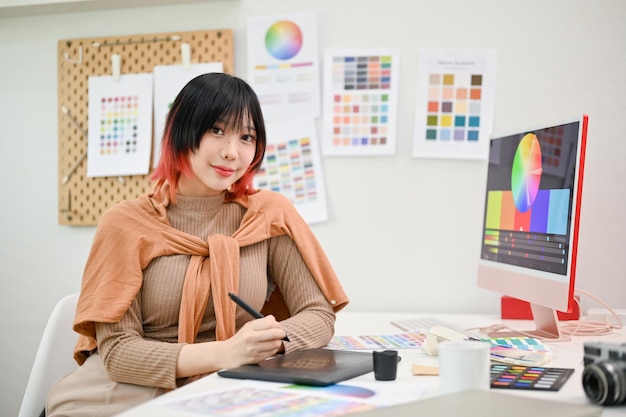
[217,348,374,386]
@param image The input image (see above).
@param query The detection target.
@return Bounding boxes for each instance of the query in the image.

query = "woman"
[46,73,348,416]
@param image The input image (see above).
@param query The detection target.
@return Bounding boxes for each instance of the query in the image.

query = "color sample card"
[490,364,574,391]
[152,62,223,168]
[412,48,496,160]
[87,73,153,177]
[486,336,548,351]
[253,119,328,224]
[322,48,399,156]
[247,13,321,121]
[326,332,425,350]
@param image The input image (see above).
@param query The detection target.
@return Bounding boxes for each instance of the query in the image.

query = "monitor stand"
[488,303,571,342]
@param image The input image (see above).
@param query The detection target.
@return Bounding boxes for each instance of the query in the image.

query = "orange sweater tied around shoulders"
[72,184,348,365]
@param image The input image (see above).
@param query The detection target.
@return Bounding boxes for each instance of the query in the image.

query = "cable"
[474,288,623,341]
[558,288,623,336]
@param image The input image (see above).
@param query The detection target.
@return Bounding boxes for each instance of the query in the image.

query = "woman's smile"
[212,165,236,177]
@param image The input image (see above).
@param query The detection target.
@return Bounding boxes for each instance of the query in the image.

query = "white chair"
[19,294,80,417]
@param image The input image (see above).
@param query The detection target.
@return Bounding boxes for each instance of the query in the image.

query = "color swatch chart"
[325,332,425,350]
[490,364,574,391]
[254,137,318,205]
[412,48,496,160]
[87,73,153,178]
[323,49,398,156]
[424,73,482,142]
[485,336,548,351]
[98,95,139,155]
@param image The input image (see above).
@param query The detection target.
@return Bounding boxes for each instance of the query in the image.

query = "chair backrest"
[18,293,80,417]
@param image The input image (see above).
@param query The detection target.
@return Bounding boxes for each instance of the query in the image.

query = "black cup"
[373,350,399,381]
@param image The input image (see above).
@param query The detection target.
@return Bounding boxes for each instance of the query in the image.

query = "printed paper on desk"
[157,380,428,417]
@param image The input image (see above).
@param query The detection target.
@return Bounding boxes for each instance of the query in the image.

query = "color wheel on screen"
[511,133,543,213]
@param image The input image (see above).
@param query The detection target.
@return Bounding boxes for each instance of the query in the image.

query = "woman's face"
[178,116,257,197]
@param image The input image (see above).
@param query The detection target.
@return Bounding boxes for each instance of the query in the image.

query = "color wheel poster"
[322,47,400,156]
[247,13,321,121]
[412,48,497,160]
[253,119,328,224]
[153,62,224,168]
[87,73,153,177]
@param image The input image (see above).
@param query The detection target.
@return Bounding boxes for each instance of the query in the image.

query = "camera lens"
[582,361,626,406]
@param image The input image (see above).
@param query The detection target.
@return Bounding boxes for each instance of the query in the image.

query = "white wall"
[1,0,625,415]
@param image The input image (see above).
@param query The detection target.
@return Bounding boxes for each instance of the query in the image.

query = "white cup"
[438,340,491,395]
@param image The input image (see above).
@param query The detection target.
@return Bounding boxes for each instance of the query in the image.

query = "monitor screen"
[477,115,588,340]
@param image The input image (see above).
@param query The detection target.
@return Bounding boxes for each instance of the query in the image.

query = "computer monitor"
[477,114,588,341]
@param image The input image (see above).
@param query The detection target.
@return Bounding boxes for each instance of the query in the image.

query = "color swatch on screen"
[98,95,139,155]
[255,137,318,204]
[511,133,543,212]
[485,189,570,235]
[424,73,482,142]
[539,125,567,176]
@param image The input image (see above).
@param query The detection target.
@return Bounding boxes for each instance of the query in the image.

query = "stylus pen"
[228,292,290,342]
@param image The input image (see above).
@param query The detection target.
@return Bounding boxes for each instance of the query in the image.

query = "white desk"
[115,312,626,416]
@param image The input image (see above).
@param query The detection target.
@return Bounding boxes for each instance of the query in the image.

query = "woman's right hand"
[219,315,286,369]
[175,315,287,379]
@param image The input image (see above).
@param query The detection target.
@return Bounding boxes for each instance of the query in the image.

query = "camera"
[582,341,626,406]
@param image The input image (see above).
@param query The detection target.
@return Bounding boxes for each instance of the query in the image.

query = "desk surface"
[115,311,626,417]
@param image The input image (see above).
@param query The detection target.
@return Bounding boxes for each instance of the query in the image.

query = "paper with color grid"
[87,73,153,177]
[253,118,328,224]
[322,47,400,156]
[412,48,497,160]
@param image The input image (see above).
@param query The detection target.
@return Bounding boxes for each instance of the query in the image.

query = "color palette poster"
[253,119,328,224]
[412,48,497,160]
[87,73,153,177]
[322,48,400,156]
[153,62,224,168]
[247,13,321,121]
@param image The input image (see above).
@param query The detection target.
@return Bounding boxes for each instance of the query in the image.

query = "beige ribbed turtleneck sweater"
[90,192,340,389]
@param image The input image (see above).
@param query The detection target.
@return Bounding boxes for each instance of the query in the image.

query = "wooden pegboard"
[58,29,233,225]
